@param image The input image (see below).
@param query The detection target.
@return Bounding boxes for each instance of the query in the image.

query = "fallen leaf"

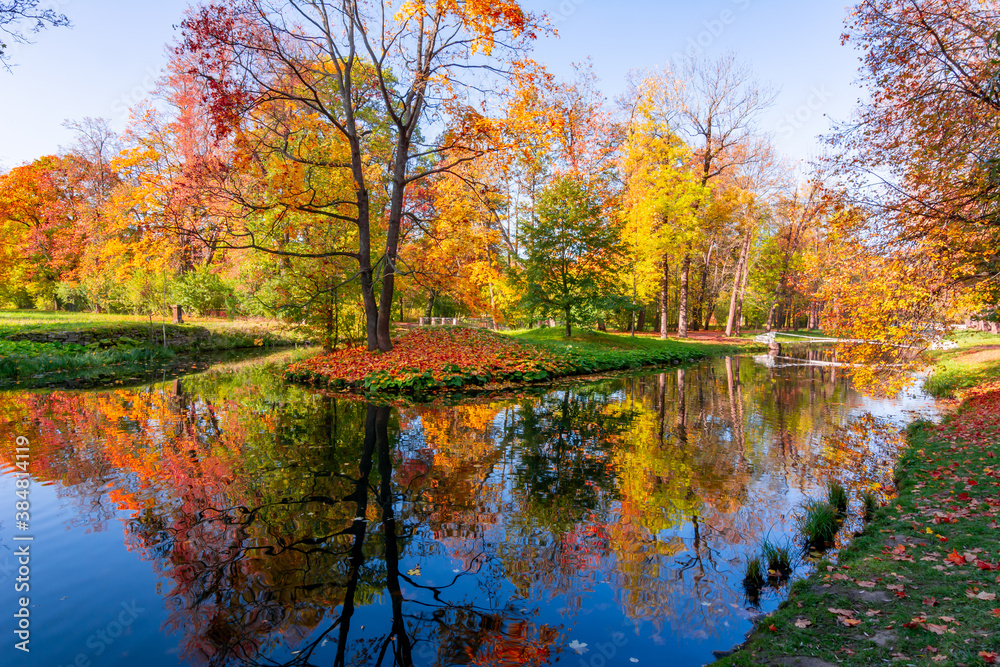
[841,618,861,627]
[828,608,856,617]
[926,623,949,635]
[794,618,812,628]
[923,596,938,606]
[946,549,968,565]
[981,651,998,665]
[857,580,877,588]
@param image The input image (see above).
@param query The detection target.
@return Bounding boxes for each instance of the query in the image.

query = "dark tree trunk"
[637,306,646,333]
[424,290,436,318]
[324,295,334,354]
[565,305,572,337]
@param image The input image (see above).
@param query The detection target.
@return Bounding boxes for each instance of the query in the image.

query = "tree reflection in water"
[0,351,922,666]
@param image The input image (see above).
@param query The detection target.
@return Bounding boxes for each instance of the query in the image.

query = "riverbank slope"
[716,336,1000,667]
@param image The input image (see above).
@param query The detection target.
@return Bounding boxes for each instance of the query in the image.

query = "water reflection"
[0,351,937,666]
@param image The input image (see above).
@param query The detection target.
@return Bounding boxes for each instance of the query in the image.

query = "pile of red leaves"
[284,327,572,393]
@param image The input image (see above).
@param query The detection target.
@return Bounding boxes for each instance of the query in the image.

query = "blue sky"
[0,0,860,171]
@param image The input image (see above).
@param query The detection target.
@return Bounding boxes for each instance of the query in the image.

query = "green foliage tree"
[522,175,622,336]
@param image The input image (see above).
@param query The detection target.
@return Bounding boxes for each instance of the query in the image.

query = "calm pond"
[0,349,938,667]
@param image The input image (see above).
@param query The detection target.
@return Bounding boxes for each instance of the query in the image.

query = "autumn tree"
[830,0,1000,345]
[0,155,87,307]
[676,53,776,337]
[619,69,705,339]
[522,175,622,336]
[401,169,505,322]
[178,0,541,351]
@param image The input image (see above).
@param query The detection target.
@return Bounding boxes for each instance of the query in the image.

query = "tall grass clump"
[827,480,849,516]
[760,539,793,579]
[743,555,766,592]
[861,491,879,523]
[799,501,840,552]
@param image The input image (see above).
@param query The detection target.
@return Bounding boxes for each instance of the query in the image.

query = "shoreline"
[714,336,1000,666]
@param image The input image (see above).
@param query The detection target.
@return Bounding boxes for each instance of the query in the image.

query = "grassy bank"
[925,331,1000,398]
[717,341,1000,667]
[0,309,302,388]
[284,326,752,397]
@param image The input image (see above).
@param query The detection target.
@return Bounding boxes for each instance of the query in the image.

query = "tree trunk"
[660,256,670,339]
[425,290,437,318]
[637,307,646,333]
[324,292,334,354]
[597,318,607,332]
[765,302,779,332]
[735,251,752,334]
[691,254,710,332]
[565,305,572,337]
[678,251,691,338]
[726,230,752,337]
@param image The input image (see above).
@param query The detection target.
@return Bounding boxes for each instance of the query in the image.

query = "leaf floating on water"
[406,566,421,576]
[569,640,588,654]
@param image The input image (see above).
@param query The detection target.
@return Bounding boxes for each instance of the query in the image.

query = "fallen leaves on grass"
[284,328,571,392]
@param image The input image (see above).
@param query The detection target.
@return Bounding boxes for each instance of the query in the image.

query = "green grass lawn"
[717,414,1000,667]
[509,326,752,370]
[924,331,1000,398]
[0,309,294,337]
